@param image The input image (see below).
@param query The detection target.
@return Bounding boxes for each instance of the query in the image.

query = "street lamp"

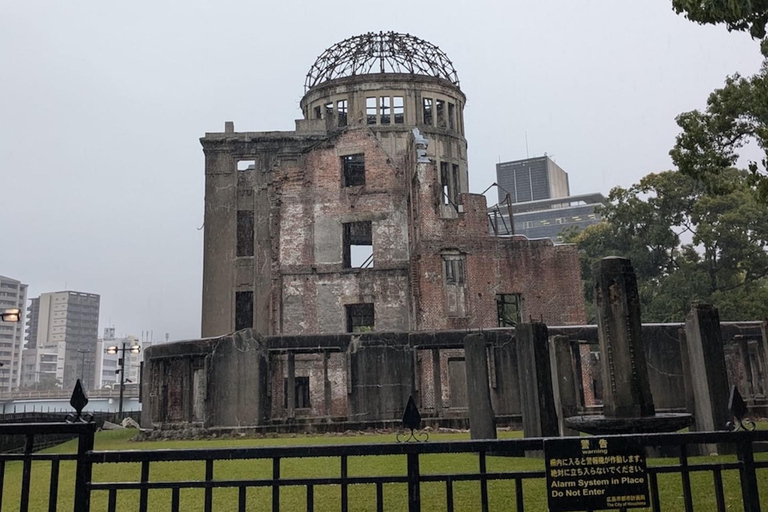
[1,308,21,323]
[106,342,140,416]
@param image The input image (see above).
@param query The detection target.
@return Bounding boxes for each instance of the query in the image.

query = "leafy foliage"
[672,0,768,38]
[671,60,768,202]
[565,169,768,322]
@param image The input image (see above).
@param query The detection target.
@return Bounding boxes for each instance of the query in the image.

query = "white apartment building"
[0,275,28,391]
[22,291,100,390]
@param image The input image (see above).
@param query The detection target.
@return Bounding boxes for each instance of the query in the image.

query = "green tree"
[566,169,768,322]
[672,0,768,38]
[671,60,768,202]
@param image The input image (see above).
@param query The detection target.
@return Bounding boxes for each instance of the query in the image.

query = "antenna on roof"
[525,132,529,159]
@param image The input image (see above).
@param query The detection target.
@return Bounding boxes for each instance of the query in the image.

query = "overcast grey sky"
[1,0,763,342]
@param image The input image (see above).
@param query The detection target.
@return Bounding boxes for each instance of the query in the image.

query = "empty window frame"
[423,98,433,125]
[337,99,348,127]
[325,102,333,118]
[236,210,254,257]
[237,160,256,172]
[284,376,310,409]
[496,293,521,327]
[366,97,377,125]
[314,106,322,120]
[343,221,373,268]
[393,97,404,124]
[436,99,446,128]
[342,154,365,187]
[235,291,254,331]
[379,96,391,124]
[346,303,374,333]
[444,256,465,285]
[440,163,460,206]
[448,103,455,131]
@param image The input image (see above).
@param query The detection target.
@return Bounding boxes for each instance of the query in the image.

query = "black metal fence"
[0,423,766,511]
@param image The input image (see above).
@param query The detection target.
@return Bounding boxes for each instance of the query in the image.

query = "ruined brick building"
[142,33,588,430]
[200,32,586,338]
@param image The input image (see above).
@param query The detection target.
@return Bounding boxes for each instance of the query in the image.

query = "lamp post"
[77,349,90,388]
[106,342,140,416]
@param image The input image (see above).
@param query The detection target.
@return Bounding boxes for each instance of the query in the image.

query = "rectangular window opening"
[448,103,455,131]
[235,291,254,331]
[440,162,450,205]
[380,96,391,125]
[423,98,433,125]
[342,154,365,187]
[436,99,446,128]
[346,303,374,333]
[394,97,404,124]
[337,99,348,127]
[325,102,333,118]
[343,221,373,268]
[284,376,310,409]
[314,106,322,120]
[444,257,465,285]
[236,210,254,257]
[451,164,460,204]
[237,160,256,172]
[496,294,521,327]
[366,97,377,125]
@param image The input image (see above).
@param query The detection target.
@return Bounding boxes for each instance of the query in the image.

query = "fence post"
[407,452,421,512]
[737,437,761,512]
[73,424,95,512]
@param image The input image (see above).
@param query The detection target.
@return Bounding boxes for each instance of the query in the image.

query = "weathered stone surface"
[549,335,579,436]
[463,333,496,440]
[684,303,730,431]
[516,323,558,438]
[347,337,415,422]
[593,257,655,418]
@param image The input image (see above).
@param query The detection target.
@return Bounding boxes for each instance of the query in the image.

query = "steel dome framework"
[305,32,460,92]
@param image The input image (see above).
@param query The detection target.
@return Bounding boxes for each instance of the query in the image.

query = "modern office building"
[488,192,606,242]
[0,275,28,391]
[495,155,570,205]
[22,291,100,390]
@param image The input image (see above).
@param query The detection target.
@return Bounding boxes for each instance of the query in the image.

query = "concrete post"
[593,257,655,418]
[431,349,443,416]
[323,351,332,419]
[516,323,559,438]
[684,303,730,431]
[677,328,697,428]
[761,322,768,397]
[463,333,496,440]
[549,335,579,436]
[287,352,296,420]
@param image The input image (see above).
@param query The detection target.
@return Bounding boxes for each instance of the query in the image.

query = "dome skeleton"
[305,32,460,92]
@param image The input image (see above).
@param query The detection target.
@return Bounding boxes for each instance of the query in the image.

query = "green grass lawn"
[1,428,766,511]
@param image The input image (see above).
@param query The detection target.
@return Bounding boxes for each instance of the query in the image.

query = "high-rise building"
[22,291,100,390]
[0,275,28,391]
[495,155,570,205]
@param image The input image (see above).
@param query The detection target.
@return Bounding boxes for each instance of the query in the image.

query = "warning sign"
[544,437,649,511]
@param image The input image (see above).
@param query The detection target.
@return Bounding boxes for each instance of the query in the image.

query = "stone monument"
[566,257,692,434]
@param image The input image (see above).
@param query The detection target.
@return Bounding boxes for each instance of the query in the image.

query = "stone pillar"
[593,257,655,418]
[761,322,768,396]
[286,352,296,419]
[549,335,579,436]
[677,328,697,428]
[323,351,332,419]
[431,349,443,416]
[463,333,496,440]
[684,304,730,431]
[516,323,559,438]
